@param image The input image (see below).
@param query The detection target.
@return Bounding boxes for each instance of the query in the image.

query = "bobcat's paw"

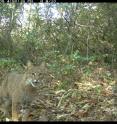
[5,118,11,122]
[12,118,19,121]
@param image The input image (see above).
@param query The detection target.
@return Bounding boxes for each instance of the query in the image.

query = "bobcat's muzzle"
[26,79,40,87]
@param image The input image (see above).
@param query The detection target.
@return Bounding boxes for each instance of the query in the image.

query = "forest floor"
[0,62,116,121]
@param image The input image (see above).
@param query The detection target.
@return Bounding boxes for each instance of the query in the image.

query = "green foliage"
[70,50,97,63]
[93,85,102,94]
[0,3,116,80]
[83,67,92,76]
[0,58,22,71]
[58,80,70,90]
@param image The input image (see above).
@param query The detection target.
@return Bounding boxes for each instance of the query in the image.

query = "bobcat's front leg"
[12,102,19,121]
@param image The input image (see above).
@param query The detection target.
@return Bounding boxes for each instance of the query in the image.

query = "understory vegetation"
[0,3,117,121]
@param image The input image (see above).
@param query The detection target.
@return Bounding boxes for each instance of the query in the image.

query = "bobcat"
[0,61,47,121]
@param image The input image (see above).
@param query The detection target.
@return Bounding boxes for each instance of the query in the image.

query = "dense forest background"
[0,3,117,121]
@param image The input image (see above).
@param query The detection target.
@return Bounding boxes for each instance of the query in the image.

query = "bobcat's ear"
[25,61,34,70]
[39,62,47,72]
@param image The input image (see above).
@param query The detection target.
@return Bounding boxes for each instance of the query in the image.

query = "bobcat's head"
[24,61,48,88]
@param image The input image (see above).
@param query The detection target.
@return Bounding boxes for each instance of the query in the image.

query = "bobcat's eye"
[32,72,36,76]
